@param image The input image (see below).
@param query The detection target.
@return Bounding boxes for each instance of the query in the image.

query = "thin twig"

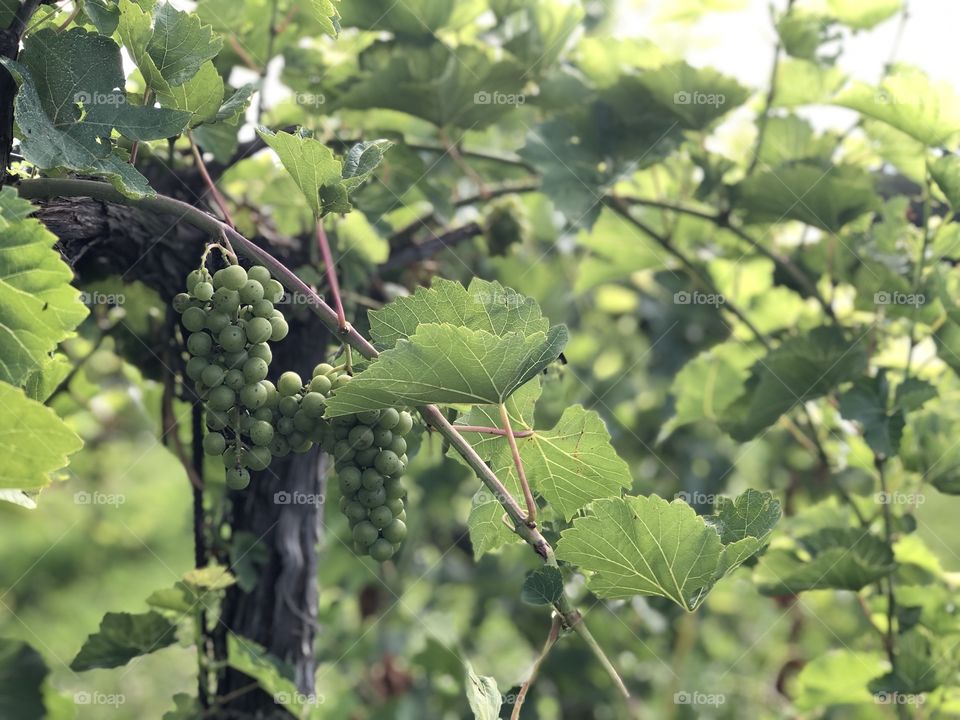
[512,614,562,720]
[315,218,347,330]
[441,424,534,438]
[189,130,235,228]
[500,402,537,526]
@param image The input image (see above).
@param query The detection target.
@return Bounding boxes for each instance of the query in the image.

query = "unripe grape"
[385,498,404,516]
[368,506,393,529]
[313,363,335,377]
[182,306,207,332]
[248,343,272,363]
[185,356,208,381]
[206,311,231,334]
[376,407,400,430]
[250,420,275,446]
[186,269,205,292]
[261,380,278,409]
[361,468,383,490]
[224,368,245,391]
[333,425,350,440]
[354,447,378,468]
[278,396,300,417]
[206,409,230,431]
[200,364,225,388]
[278,372,302,397]
[214,265,247,291]
[353,521,379,546]
[381,518,407,543]
[309,375,332,395]
[247,265,272,285]
[253,407,273,422]
[293,410,315,433]
[226,467,250,490]
[264,279,284,302]
[290,434,313,453]
[173,292,193,313]
[344,501,367,523]
[358,486,387,508]
[238,279,264,304]
[208,385,236,412]
[374,450,403,477]
[395,411,414,436]
[333,440,355,463]
[222,350,248,369]
[339,466,362,493]
[357,410,381,425]
[219,326,246,353]
[245,317,273,344]
[276,417,295,435]
[187,332,213,357]
[389,436,407,456]
[301,392,326,418]
[269,435,290,457]
[222,446,244,469]
[372,428,393,448]
[352,541,369,556]
[203,432,226,456]
[192,281,214,302]
[368,539,395,562]
[243,357,269,383]
[212,287,240,314]
[240,381,268,410]
[384,477,405,500]
[397,509,406,522]
[246,445,272,471]
[252,299,274,318]
[333,373,351,389]
[348,425,375,450]
[270,316,289,341]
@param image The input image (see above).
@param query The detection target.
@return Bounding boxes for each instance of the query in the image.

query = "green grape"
[264,279,284,303]
[333,440,355,463]
[270,316,289,341]
[203,432,226,456]
[276,417,295,435]
[377,407,400,430]
[293,410,315,433]
[372,428,393,448]
[243,356,269,383]
[187,332,213,357]
[354,447,378,468]
[374,450,403,477]
[381,518,407,543]
[344,501,367,524]
[186,269,205,292]
[262,380,278,409]
[396,510,406,522]
[173,292,193,313]
[358,486,387,508]
[338,496,348,513]
[278,396,300,417]
[300,392,326,418]
[181,306,207,332]
[205,311,231,334]
[361,468,383,490]
[222,350,248,369]
[248,343,272,363]
[224,368,245,391]
[278,371,302,397]
[389,436,407,456]
[246,445,272,471]
[211,287,241,314]
[250,420,275,446]
[245,317,273,344]
[312,363,334,377]
[222,446,244,469]
[269,436,290,457]
[238,279,264,304]
[338,466,362,492]
[357,410,381,425]
[200,364,225,388]
[348,425,375,450]
[290,434,313,453]
[247,265,272,285]
[368,506,393,529]
[219,326,246,353]
[395,411,414,436]
[185,356,208,381]
[384,477,405,500]
[193,281,214,302]
[368,539,395,562]
[226,467,250,490]
[353,521,379,546]
[213,265,247,291]
[333,374,351,389]
[239,414,254,432]
[240,381,268,409]
[252,299,275,318]
[208,385,236,412]
[385,498,404,516]
[309,374,332,394]
[352,541,369,556]
[253,407,273,422]
[206,409,230,431]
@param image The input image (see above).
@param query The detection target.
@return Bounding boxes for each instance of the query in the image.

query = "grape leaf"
[341,140,394,193]
[869,630,944,695]
[710,489,784,544]
[754,528,896,595]
[521,566,564,606]
[226,634,317,716]
[325,323,567,416]
[154,61,223,127]
[0,190,88,386]
[556,491,780,610]
[339,0,484,35]
[369,278,548,349]
[83,0,120,35]
[834,68,960,147]
[0,639,48,720]
[793,651,887,710]
[930,154,960,209]
[118,0,223,91]
[839,374,904,457]
[312,0,342,38]
[71,611,178,671]
[464,660,502,720]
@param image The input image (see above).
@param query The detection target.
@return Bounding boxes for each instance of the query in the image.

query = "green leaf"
[869,630,944,694]
[255,127,346,218]
[733,162,877,232]
[826,0,902,30]
[556,491,780,610]
[711,489,784,544]
[214,83,256,123]
[0,190,88,386]
[83,0,121,35]
[838,373,904,457]
[182,563,236,591]
[118,0,223,91]
[721,327,869,441]
[633,61,750,130]
[341,140,393,193]
[226,634,319,714]
[0,639,48,720]
[369,278,549,349]
[163,693,203,720]
[574,208,666,293]
[754,528,895,595]
[894,378,936,413]
[71,611,178,671]
[930,154,960,209]
[464,660,502,720]
[340,0,484,37]
[312,0,342,38]
[834,68,960,146]
[154,60,223,127]
[901,410,960,494]
[0,383,83,491]
[793,651,887,710]
[325,323,567,415]
[521,566,564,606]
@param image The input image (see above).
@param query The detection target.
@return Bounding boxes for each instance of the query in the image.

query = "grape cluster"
[174,263,290,490]
[265,364,351,457]
[322,404,413,562]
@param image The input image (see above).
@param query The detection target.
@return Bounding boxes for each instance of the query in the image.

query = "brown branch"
[500,402,536,526]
